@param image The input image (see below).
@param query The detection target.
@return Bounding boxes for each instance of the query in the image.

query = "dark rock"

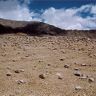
[74,68,79,70]
[14,70,20,73]
[64,64,70,68]
[6,72,12,76]
[74,71,82,76]
[39,74,46,79]
[60,59,64,61]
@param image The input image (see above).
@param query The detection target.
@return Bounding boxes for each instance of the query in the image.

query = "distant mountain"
[0,18,96,38]
[0,18,65,35]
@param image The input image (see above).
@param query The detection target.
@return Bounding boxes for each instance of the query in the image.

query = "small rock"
[6,72,12,76]
[39,74,46,79]
[74,71,82,76]
[60,58,64,61]
[17,80,26,84]
[79,74,87,79]
[14,69,24,73]
[47,64,51,66]
[6,66,11,70]
[75,86,82,90]
[14,70,20,73]
[74,68,79,70]
[12,60,16,62]
[81,64,86,66]
[56,73,63,79]
[19,69,24,72]
[64,64,70,68]
[88,78,94,82]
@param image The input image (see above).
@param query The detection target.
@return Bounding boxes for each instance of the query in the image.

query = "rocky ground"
[0,33,96,96]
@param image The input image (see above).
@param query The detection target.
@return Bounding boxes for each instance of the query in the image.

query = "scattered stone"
[39,74,46,79]
[75,86,82,90]
[12,60,16,62]
[60,58,64,61]
[14,70,20,73]
[19,69,24,72]
[81,64,86,66]
[64,64,70,68]
[17,80,26,84]
[47,64,51,66]
[74,71,82,76]
[6,66,11,70]
[53,48,57,50]
[61,50,65,54]
[14,69,24,73]
[25,55,29,57]
[79,74,87,79]
[6,72,12,76]
[88,78,94,82]
[74,68,79,70]
[56,73,63,79]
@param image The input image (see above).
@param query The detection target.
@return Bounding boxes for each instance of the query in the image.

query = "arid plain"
[0,33,96,96]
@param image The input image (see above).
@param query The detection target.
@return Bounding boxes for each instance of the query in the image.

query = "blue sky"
[28,0,95,10]
[0,0,96,30]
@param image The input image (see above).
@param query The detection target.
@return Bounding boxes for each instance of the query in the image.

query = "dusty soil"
[0,34,96,96]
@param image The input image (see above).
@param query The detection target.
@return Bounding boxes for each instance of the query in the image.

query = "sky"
[0,0,96,30]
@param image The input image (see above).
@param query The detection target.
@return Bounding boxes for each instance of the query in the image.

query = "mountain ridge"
[0,18,96,38]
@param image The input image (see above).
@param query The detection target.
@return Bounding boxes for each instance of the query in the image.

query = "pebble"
[56,73,63,79]
[64,64,70,68]
[6,72,12,76]
[79,74,87,79]
[81,64,86,66]
[17,80,26,84]
[88,78,94,82]
[74,68,79,70]
[14,69,24,73]
[74,71,82,76]
[19,69,24,72]
[14,70,20,73]
[75,86,82,90]
[39,74,46,79]
[6,66,11,70]
[47,64,51,66]
[60,58,64,61]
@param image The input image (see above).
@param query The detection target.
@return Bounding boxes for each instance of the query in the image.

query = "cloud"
[41,5,96,30]
[0,0,96,30]
[0,0,40,21]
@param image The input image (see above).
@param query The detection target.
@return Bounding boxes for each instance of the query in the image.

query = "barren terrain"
[0,19,96,96]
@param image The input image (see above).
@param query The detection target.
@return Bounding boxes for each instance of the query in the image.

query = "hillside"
[0,18,96,38]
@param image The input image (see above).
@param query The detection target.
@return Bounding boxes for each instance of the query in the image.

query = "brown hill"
[0,18,96,38]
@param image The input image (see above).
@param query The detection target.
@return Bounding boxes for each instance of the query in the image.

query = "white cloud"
[41,5,96,30]
[91,5,96,15]
[0,0,40,21]
[0,0,96,30]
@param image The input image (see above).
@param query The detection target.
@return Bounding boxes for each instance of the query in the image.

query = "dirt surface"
[0,34,96,96]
